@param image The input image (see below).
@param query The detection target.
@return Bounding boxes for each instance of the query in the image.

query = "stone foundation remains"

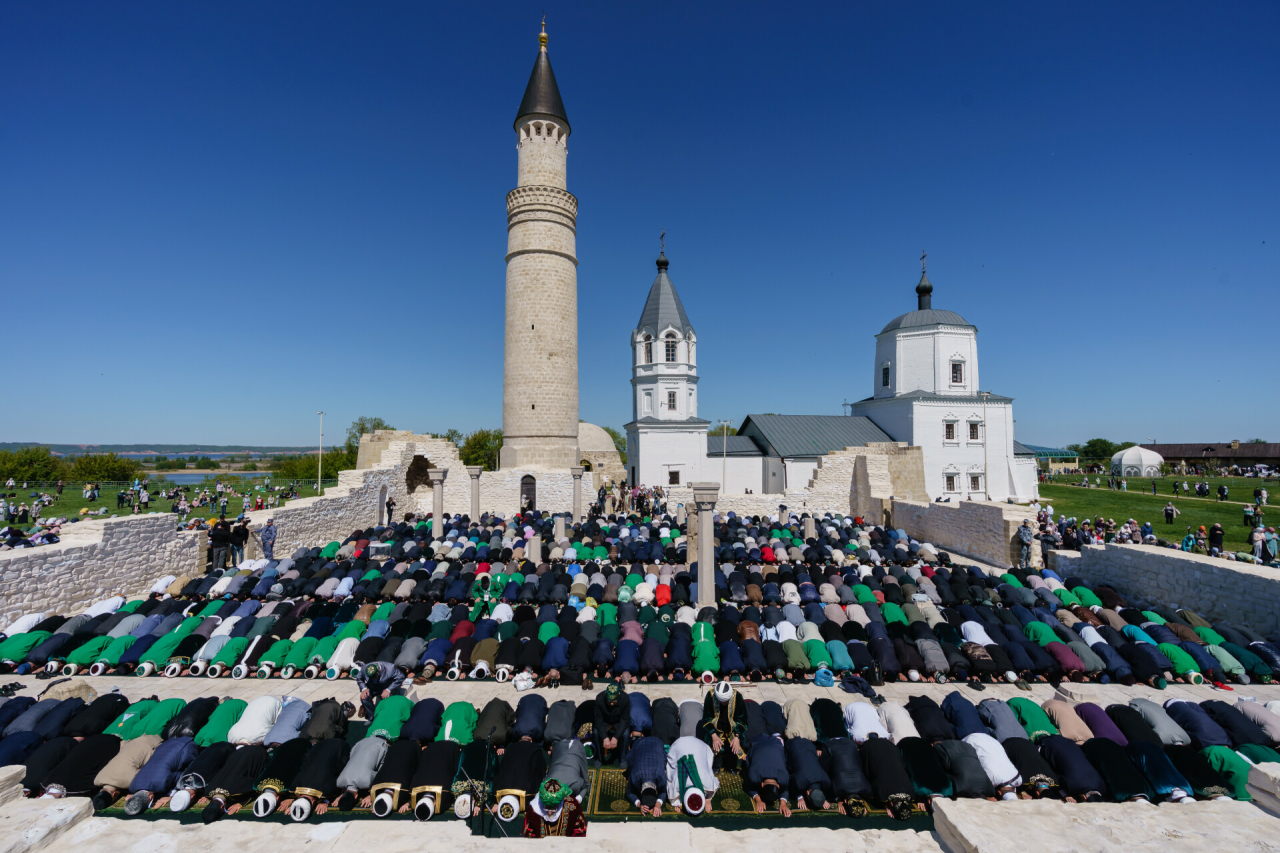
[0,515,203,631]
[1048,543,1280,636]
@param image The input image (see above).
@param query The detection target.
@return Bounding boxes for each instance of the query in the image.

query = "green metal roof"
[1021,443,1078,458]
[738,414,893,459]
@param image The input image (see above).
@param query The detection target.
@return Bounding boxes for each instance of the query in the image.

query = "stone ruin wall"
[251,436,592,553]
[0,514,203,631]
[1048,543,1280,637]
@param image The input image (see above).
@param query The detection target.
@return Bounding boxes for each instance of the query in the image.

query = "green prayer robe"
[195,699,248,747]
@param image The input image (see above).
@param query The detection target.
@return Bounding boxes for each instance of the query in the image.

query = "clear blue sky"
[2,2,1276,449]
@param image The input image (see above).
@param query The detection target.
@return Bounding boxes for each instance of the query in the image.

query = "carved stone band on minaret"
[505,187,579,263]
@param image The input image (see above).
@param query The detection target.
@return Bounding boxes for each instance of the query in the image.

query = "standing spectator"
[1218,484,1229,502]
[1163,502,1180,524]
[139,488,149,512]
[1016,519,1035,569]
[385,494,396,526]
[230,519,249,566]
[55,480,63,502]
[209,519,231,570]
[260,519,277,560]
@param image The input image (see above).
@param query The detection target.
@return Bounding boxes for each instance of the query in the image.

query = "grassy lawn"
[6,481,337,523]
[1044,474,1277,500]
[1039,483,1269,553]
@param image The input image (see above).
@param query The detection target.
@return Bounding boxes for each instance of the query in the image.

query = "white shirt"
[964,733,1021,788]
[665,736,719,804]
[844,701,890,743]
[877,702,920,744]
[4,612,44,636]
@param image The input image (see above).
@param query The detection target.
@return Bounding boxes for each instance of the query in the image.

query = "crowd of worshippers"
[5,510,1280,694]
[4,679,1280,830]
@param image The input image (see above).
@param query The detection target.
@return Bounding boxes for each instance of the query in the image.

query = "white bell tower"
[624,246,709,488]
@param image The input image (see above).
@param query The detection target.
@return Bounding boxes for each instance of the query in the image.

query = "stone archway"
[378,485,388,526]
[520,475,536,512]
[579,459,594,472]
[405,455,433,496]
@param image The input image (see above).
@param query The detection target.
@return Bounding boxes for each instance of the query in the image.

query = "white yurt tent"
[1110,446,1164,477]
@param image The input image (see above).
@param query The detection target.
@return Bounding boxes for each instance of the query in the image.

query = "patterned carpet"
[587,768,934,830]
[95,768,933,831]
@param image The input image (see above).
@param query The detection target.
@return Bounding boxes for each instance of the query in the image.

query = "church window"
[667,390,677,411]
[882,366,890,387]
[945,423,955,441]
[970,475,981,492]
[945,475,957,492]
[951,362,964,384]
[665,333,678,363]
[643,335,652,364]
[969,423,979,440]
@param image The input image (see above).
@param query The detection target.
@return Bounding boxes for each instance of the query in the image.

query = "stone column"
[428,469,447,540]
[554,516,566,543]
[803,516,816,540]
[570,466,584,522]
[465,466,482,520]
[691,482,719,608]
[676,503,686,527]
[526,534,541,565]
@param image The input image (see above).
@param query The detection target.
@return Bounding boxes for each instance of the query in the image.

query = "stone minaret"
[500,23,580,471]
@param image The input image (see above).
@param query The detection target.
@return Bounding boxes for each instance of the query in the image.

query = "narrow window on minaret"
[667,391,676,411]
[665,334,677,363]
[644,335,652,364]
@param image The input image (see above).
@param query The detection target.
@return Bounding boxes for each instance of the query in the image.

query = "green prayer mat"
[586,768,933,830]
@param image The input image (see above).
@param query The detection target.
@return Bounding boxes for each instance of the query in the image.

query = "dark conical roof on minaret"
[515,21,570,131]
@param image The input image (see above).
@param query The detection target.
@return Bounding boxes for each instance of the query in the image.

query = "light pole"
[316,411,325,494]
[979,392,990,501]
[718,420,732,490]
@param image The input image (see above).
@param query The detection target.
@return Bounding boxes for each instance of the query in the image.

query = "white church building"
[625,251,1039,503]
[848,265,1039,502]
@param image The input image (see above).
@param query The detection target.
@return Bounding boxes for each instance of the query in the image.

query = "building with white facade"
[623,251,710,489]
[850,266,1039,502]
[625,254,900,494]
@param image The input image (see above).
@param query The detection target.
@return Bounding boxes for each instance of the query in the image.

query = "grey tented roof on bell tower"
[515,38,570,131]
[635,252,694,336]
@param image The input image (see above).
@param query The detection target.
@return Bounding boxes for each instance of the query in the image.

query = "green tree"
[708,424,737,436]
[443,429,464,446]
[345,416,396,456]
[1248,438,1267,444]
[460,429,504,471]
[1065,438,1135,460]
[601,426,628,464]
[241,462,258,471]
[271,449,354,481]
[68,452,139,482]
[0,446,69,482]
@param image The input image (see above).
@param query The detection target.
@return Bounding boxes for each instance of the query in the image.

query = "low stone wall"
[253,439,594,554]
[889,499,1041,569]
[1047,544,1280,636]
[0,514,202,631]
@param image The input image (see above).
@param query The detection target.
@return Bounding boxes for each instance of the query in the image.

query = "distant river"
[157,472,275,485]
